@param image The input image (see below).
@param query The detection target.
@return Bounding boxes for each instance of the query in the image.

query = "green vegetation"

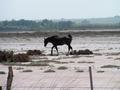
[0,16,120,31]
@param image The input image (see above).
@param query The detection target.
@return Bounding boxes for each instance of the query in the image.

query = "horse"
[44,34,73,55]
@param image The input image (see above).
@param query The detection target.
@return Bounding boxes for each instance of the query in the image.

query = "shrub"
[22,69,33,72]
[97,70,105,73]
[44,69,55,73]
[30,62,49,66]
[70,49,93,55]
[0,71,6,74]
[101,65,120,68]
[76,70,84,73]
[0,50,13,62]
[27,50,42,55]
[57,66,68,70]
[16,67,24,70]
[13,53,29,62]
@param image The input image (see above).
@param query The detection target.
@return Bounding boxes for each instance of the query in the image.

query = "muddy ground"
[0,29,120,90]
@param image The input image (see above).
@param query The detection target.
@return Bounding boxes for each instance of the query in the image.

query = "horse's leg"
[67,45,70,55]
[69,45,73,51]
[51,46,54,55]
[55,46,59,55]
[67,45,73,55]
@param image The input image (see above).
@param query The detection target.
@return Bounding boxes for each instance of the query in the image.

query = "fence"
[0,66,120,90]
[2,86,120,90]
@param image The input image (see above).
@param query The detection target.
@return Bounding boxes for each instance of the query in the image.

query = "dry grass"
[77,61,94,63]
[76,70,84,73]
[71,55,80,58]
[0,50,31,62]
[69,61,75,63]
[16,67,24,70]
[0,71,6,74]
[13,53,29,62]
[30,61,49,66]
[106,52,120,56]
[97,70,105,73]
[0,50,13,62]
[44,69,55,73]
[27,50,42,55]
[57,66,68,70]
[101,65,120,68]
[22,69,33,72]
[115,58,120,60]
[34,60,68,64]
[70,49,93,55]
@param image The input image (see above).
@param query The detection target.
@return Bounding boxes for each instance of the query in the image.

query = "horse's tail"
[68,34,72,40]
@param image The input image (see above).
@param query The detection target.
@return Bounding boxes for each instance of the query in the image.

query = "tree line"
[0,19,120,31]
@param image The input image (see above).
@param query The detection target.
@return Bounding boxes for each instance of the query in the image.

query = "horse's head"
[44,38,48,47]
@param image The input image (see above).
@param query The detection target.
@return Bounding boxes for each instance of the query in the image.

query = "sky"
[0,0,120,20]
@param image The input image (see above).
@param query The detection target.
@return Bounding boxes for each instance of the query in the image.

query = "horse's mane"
[47,35,58,39]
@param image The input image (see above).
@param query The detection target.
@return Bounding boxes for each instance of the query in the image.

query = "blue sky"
[0,0,120,20]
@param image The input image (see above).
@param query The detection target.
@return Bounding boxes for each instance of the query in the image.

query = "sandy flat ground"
[0,30,120,90]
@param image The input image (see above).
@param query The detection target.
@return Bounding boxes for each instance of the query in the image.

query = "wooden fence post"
[6,66,13,90]
[0,86,2,90]
[89,66,93,90]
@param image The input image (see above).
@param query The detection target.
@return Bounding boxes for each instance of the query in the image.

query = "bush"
[70,49,93,55]
[0,71,6,74]
[44,69,55,73]
[13,53,29,62]
[0,50,13,62]
[27,50,42,55]
[97,70,105,73]
[76,70,84,73]
[101,65,120,68]
[22,69,33,72]
[57,66,68,70]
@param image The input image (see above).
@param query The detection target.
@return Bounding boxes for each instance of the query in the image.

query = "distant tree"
[81,19,91,26]
[57,21,73,30]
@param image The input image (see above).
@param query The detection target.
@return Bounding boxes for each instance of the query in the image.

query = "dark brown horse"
[44,34,73,55]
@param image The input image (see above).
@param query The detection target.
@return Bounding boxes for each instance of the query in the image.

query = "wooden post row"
[89,66,94,90]
[6,66,13,90]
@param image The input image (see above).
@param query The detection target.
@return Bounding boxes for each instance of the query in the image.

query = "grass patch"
[22,69,33,72]
[97,70,105,73]
[70,49,93,55]
[106,52,120,56]
[77,61,94,63]
[13,53,29,62]
[0,50,13,62]
[115,58,120,60]
[69,61,75,63]
[0,71,6,74]
[57,66,68,70]
[30,62,49,66]
[71,55,80,58]
[76,70,84,73]
[44,69,55,73]
[27,50,42,55]
[16,67,24,70]
[33,60,68,64]
[2,62,49,66]
[101,65,120,68]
